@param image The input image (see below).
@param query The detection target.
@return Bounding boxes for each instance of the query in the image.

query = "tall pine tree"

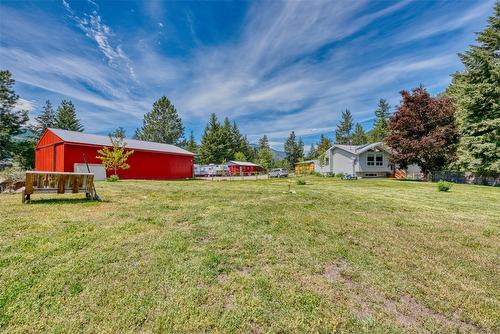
[185,131,198,154]
[55,100,84,132]
[368,98,391,142]
[257,135,273,169]
[296,137,304,162]
[0,70,29,159]
[32,100,56,138]
[284,131,303,166]
[231,121,254,160]
[110,127,126,139]
[284,131,298,166]
[135,96,184,145]
[306,144,317,160]
[446,3,500,176]
[199,113,224,164]
[335,109,353,144]
[219,117,235,161]
[316,134,333,158]
[351,123,368,145]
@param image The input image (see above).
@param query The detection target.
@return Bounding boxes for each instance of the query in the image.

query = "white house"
[317,142,419,178]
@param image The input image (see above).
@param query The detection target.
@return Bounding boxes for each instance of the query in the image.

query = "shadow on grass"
[28,198,109,205]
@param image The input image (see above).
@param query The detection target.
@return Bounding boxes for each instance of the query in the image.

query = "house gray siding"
[356,150,392,173]
[322,143,417,178]
[330,149,356,174]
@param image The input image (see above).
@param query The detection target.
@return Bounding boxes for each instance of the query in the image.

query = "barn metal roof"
[228,160,261,167]
[47,128,194,156]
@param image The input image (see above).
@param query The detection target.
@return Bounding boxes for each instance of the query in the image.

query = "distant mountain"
[251,144,286,160]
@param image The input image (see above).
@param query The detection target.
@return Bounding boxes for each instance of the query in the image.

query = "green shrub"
[310,171,322,177]
[437,180,452,192]
[0,166,25,192]
[107,175,119,182]
[335,173,344,178]
[296,179,306,185]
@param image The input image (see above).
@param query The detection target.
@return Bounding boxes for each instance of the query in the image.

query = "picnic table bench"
[22,171,98,203]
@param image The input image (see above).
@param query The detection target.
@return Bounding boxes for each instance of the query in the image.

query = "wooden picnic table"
[22,171,98,203]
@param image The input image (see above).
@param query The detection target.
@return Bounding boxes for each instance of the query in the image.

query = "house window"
[367,154,374,166]
[367,153,383,166]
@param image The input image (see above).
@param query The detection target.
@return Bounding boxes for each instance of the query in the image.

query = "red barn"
[35,128,194,180]
[227,161,263,176]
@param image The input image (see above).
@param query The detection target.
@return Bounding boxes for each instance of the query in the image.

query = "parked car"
[269,168,288,178]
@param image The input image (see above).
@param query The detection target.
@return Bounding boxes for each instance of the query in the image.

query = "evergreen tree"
[55,100,84,132]
[306,144,317,160]
[316,134,333,158]
[110,127,126,139]
[284,131,297,166]
[199,113,224,164]
[386,86,459,178]
[446,3,500,176]
[241,135,256,162]
[230,121,255,161]
[0,70,29,159]
[257,135,273,169]
[220,117,235,161]
[284,131,303,166]
[135,96,184,145]
[335,109,353,144]
[185,131,198,154]
[32,100,55,138]
[351,123,368,145]
[234,151,247,161]
[369,98,391,142]
[11,138,36,169]
[230,121,243,155]
[296,137,304,162]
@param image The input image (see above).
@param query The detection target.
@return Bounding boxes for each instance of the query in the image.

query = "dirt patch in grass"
[322,260,482,332]
[323,260,348,282]
[217,273,228,283]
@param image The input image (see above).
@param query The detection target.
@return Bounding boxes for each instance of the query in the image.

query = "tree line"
[1,3,498,176]
[0,73,85,168]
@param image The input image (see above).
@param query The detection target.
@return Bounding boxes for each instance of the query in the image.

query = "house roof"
[228,160,261,167]
[328,142,387,155]
[47,128,194,156]
[295,160,317,165]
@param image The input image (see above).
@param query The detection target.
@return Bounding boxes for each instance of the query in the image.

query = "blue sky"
[0,0,494,150]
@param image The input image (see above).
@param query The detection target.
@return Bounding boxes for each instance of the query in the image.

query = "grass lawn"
[0,177,499,333]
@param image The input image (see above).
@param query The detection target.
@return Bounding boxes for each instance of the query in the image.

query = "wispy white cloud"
[62,0,72,14]
[0,0,492,145]
[62,1,137,81]
[14,98,36,112]
[403,1,493,42]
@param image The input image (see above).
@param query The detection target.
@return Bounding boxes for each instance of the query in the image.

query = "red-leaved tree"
[385,86,459,178]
